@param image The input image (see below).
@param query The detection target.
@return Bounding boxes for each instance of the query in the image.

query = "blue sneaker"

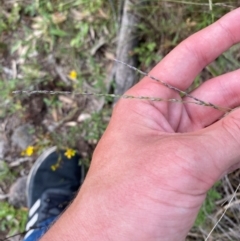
[23,146,84,240]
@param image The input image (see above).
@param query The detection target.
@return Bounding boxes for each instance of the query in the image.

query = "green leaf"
[50,28,67,37]
[11,40,22,54]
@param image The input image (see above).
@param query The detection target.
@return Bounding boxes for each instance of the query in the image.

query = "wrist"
[42,172,205,241]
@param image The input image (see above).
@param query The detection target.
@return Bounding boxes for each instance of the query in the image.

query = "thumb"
[201,108,240,178]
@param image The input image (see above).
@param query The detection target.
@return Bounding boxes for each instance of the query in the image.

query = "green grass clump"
[0,161,15,183]
[195,183,222,227]
[0,202,28,236]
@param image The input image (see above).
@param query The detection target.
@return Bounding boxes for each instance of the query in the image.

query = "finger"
[178,69,240,132]
[198,109,240,179]
[142,7,240,95]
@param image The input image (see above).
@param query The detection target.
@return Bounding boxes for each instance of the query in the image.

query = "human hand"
[42,8,240,241]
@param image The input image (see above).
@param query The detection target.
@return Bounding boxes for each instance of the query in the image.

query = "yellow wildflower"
[21,146,34,156]
[69,70,77,80]
[64,148,76,159]
[26,146,34,156]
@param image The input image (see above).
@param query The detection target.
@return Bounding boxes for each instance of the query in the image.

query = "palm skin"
[41,8,240,241]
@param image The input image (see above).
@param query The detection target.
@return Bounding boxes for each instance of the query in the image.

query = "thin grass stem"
[114,59,231,112]
[205,183,240,241]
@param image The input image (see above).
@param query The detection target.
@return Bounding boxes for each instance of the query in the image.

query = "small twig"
[55,65,71,86]
[9,157,33,167]
[208,0,213,11]
[0,225,43,241]
[0,193,9,200]
[205,183,240,241]
[161,0,234,8]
